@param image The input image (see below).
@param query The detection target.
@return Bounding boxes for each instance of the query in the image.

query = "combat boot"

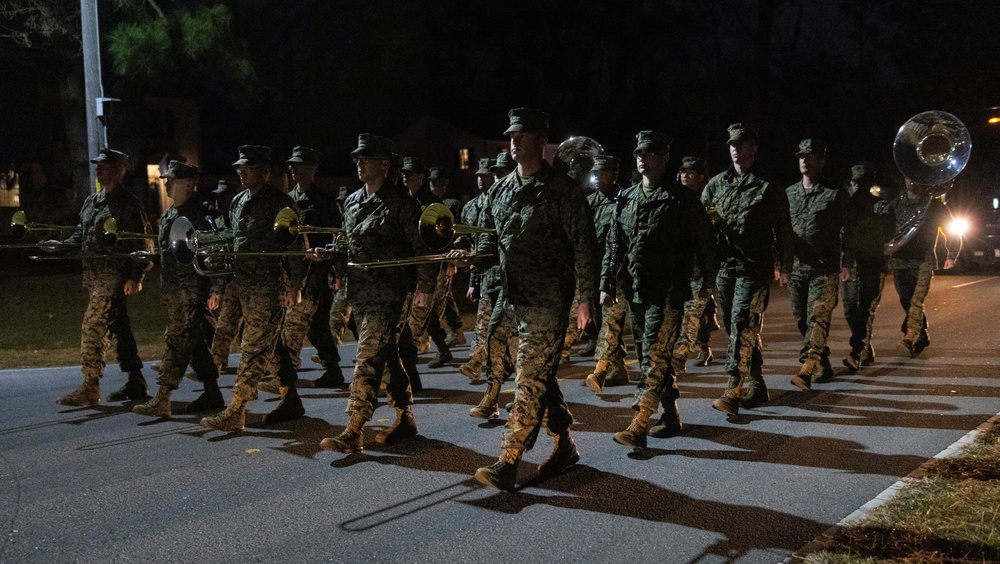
[605,359,631,386]
[200,395,247,432]
[257,375,281,395]
[320,412,367,453]
[537,432,580,477]
[740,379,770,409]
[427,348,453,368]
[813,357,835,383]
[693,344,713,367]
[843,351,861,373]
[375,406,418,444]
[106,371,150,402]
[310,354,327,369]
[470,380,501,419]
[860,344,875,366]
[133,386,173,417]
[791,360,816,391]
[57,376,100,407]
[579,339,596,357]
[648,400,683,438]
[613,406,653,448]
[264,385,305,424]
[475,448,521,491]
[312,364,345,388]
[584,359,611,394]
[459,361,483,383]
[912,333,930,355]
[186,381,225,413]
[445,331,467,347]
[712,373,742,415]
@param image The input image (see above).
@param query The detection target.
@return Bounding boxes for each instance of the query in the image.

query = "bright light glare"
[994,198,999,210]
[948,216,971,237]
[989,117,1000,124]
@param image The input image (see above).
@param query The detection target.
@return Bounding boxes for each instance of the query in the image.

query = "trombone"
[102,216,157,246]
[1,211,75,248]
[348,203,493,269]
[274,207,346,247]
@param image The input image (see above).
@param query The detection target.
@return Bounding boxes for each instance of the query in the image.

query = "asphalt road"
[2,274,999,564]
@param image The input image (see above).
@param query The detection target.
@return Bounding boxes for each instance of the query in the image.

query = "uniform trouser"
[229,282,297,402]
[677,279,716,352]
[788,268,840,363]
[563,291,582,350]
[629,299,682,412]
[158,292,218,389]
[392,294,420,386]
[466,293,496,368]
[502,304,573,452]
[842,262,886,355]
[441,280,462,333]
[484,295,518,387]
[409,267,449,350]
[283,269,338,365]
[329,287,352,348]
[716,270,770,393]
[348,302,413,419]
[594,285,629,362]
[80,283,143,379]
[211,279,243,369]
[893,260,934,340]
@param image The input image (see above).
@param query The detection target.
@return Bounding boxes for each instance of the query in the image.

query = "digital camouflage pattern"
[587,187,628,363]
[842,266,885,357]
[788,270,840,363]
[629,300,682,411]
[347,309,412,419]
[842,185,893,357]
[211,277,242,369]
[715,273,769,398]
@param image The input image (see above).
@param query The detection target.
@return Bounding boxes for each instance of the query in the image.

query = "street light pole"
[80,0,104,194]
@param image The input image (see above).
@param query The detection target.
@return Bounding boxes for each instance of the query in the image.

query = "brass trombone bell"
[418,203,493,250]
[102,217,156,246]
[10,210,73,239]
[274,207,345,247]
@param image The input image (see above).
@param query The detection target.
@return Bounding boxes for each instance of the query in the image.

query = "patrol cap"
[401,156,428,173]
[851,163,877,183]
[726,123,759,145]
[491,152,514,173]
[428,167,451,180]
[213,180,233,195]
[161,160,199,180]
[633,130,673,154]
[286,146,320,165]
[592,155,620,172]
[503,107,550,135]
[475,158,494,175]
[90,148,129,166]
[796,138,828,156]
[350,134,393,159]
[679,156,706,175]
[232,145,271,167]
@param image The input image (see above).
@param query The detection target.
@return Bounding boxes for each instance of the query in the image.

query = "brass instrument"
[886,110,971,255]
[556,136,605,187]
[28,249,155,261]
[101,217,157,246]
[348,203,493,269]
[7,210,73,242]
[273,207,346,247]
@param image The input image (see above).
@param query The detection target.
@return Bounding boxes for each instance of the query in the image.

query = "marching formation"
[35,107,965,491]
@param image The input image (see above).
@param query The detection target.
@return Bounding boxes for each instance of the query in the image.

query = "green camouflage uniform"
[343,187,436,419]
[283,184,343,367]
[842,185,893,360]
[605,181,717,412]
[587,187,629,363]
[405,187,450,353]
[221,185,305,402]
[702,167,791,397]
[60,187,152,381]
[479,162,598,451]
[210,275,242,370]
[786,178,850,368]
[156,195,218,389]
[462,193,493,369]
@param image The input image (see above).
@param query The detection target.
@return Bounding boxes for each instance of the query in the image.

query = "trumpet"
[274,207,346,247]
[8,210,73,240]
[102,217,156,246]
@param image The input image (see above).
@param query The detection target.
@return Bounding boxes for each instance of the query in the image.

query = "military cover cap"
[161,160,199,180]
[679,156,706,175]
[428,167,451,180]
[476,158,495,175]
[491,152,515,172]
[401,156,428,173]
[350,134,393,159]
[851,163,877,182]
[213,180,233,195]
[90,148,129,166]
[633,130,673,154]
[232,145,271,167]
[503,107,550,135]
[286,146,320,165]
[796,138,828,156]
[592,155,620,172]
[726,123,759,144]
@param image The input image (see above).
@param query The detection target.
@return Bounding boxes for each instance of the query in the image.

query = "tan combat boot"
[791,360,817,391]
[57,375,101,407]
[584,359,611,394]
[475,447,522,491]
[200,394,248,432]
[133,386,173,417]
[613,406,653,448]
[712,373,742,415]
[320,412,367,453]
[740,378,770,409]
[470,380,501,419]
[648,400,683,438]
[458,361,483,383]
[604,359,631,386]
[375,406,418,444]
[537,432,580,477]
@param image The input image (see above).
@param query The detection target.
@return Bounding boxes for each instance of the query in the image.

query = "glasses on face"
[355,157,388,167]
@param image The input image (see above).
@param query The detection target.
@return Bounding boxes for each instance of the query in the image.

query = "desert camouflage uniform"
[702,167,791,399]
[343,187,436,419]
[406,187,450,353]
[156,195,218,389]
[842,187,893,361]
[479,162,598,451]
[60,187,152,381]
[786,178,850,371]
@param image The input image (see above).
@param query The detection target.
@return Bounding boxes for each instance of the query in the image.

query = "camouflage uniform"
[703,164,791,410]
[461,192,493,373]
[210,276,242,370]
[479,161,598,451]
[786,173,850,379]
[406,187,451,356]
[587,184,629,373]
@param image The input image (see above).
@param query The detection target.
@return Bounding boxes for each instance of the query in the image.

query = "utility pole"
[80,0,104,194]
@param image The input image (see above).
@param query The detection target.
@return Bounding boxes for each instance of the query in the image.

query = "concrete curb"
[782,410,1000,563]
